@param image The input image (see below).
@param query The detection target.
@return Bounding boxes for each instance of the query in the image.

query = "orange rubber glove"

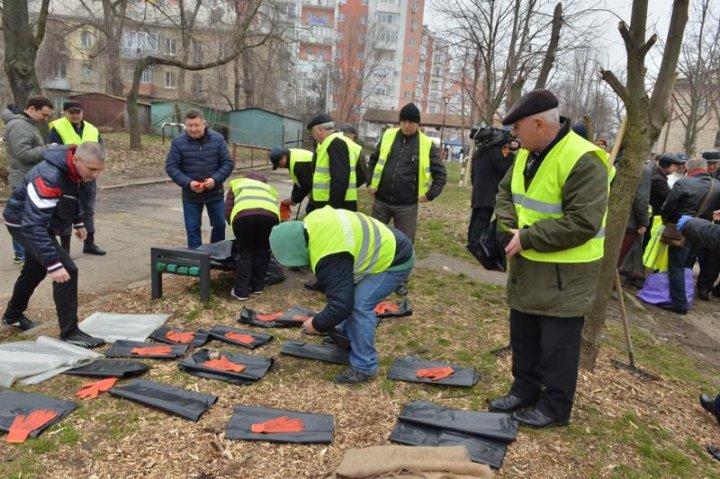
[75,377,119,399]
[224,332,255,344]
[7,409,59,443]
[415,367,455,381]
[375,301,400,315]
[166,331,195,344]
[131,345,173,356]
[256,312,283,322]
[202,356,246,373]
[251,416,304,434]
[280,202,292,221]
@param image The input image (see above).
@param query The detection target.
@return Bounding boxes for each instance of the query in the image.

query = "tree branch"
[600,69,630,106]
[34,0,51,46]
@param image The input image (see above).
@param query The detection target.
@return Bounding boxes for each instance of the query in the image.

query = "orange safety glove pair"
[6,409,59,443]
[202,356,246,373]
[166,330,195,344]
[375,301,401,315]
[75,377,119,399]
[131,345,173,356]
[251,416,304,434]
[224,332,255,344]
[415,367,455,381]
[280,202,292,221]
[256,312,283,322]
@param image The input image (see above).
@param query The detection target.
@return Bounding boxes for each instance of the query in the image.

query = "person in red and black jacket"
[2,143,107,348]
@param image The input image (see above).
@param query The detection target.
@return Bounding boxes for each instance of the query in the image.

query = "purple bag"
[637,269,694,306]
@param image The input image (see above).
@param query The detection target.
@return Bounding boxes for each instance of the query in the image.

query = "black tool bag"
[103,340,189,359]
[178,349,274,385]
[207,326,273,349]
[64,359,150,378]
[109,379,217,421]
[0,391,78,439]
[280,340,350,365]
[387,356,480,387]
[225,405,334,444]
[149,327,210,348]
[237,306,316,329]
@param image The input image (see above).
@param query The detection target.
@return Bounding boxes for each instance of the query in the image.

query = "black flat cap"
[502,89,559,126]
[339,123,358,136]
[268,147,288,170]
[63,101,83,111]
[306,113,333,131]
[702,150,720,161]
[657,153,685,165]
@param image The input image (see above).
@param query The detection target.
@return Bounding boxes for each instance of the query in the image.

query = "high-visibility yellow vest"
[511,130,608,263]
[50,117,99,144]
[370,127,433,196]
[288,148,313,186]
[229,177,280,223]
[312,132,358,202]
[305,206,395,280]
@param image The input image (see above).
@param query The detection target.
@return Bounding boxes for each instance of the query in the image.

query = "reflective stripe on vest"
[51,118,99,144]
[288,148,313,186]
[229,178,280,223]
[312,132,358,202]
[370,127,433,196]
[510,130,609,263]
[305,206,396,281]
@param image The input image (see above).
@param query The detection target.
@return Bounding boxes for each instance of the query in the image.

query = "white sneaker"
[230,289,248,301]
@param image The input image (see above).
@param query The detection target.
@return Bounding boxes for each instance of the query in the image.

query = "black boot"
[60,234,72,254]
[83,232,106,256]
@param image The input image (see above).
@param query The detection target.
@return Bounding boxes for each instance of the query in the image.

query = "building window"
[81,63,94,82]
[715,131,720,148]
[376,29,398,43]
[407,55,414,64]
[81,31,93,49]
[192,42,203,64]
[192,74,202,94]
[360,15,367,25]
[362,0,368,4]
[406,74,412,83]
[409,37,415,47]
[338,13,345,22]
[410,19,417,30]
[165,38,177,56]
[55,62,68,79]
[141,66,154,84]
[404,91,411,99]
[165,71,176,88]
[376,12,399,24]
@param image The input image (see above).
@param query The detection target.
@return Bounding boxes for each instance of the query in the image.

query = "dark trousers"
[697,249,720,293]
[668,244,691,309]
[5,227,79,338]
[371,198,419,243]
[468,207,493,244]
[509,309,585,421]
[618,230,638,266]
[231,214,279,297]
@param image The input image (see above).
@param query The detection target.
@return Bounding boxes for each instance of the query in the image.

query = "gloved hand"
[7,409,59,443]
[677,215,692,231]
[75,377,119,399]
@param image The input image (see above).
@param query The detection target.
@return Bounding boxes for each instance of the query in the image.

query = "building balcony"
[138,83,155,96]
[42,77,71,90]
[298,29,335,45]
[301,0,334,9]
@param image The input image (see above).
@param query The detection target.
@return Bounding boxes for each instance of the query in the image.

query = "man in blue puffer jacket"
[165,109,234,249]
[3,142,107,348]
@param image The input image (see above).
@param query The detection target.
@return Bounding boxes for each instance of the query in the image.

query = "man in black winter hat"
[367,103,446,295]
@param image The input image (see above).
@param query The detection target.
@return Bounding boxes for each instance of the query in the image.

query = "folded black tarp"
[178,349,274,385]
[225,405,334,444]
[389,421,507,469]
[197,241,286,285]
[375,299,413,319]
[64,359,150,378]
[398,400,517,442]
[387,356,481,387]
[0,391,77,439]
[103,340,189,359]
[280,340,350,365]
[207,326,273,349]
[109,379,217,421]
[149,327,210,348]
[237,306,316,328]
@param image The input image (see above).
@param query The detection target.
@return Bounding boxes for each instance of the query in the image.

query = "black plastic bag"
[103,340,189,359]
[149,327,210,348]
[264,256,287,285]
[467,221,508,272]
[0,391,77,439]
[280,340,350,365]
[64,359,150,378]
[225,405,334,444]
[178,349,274,385]
[197,241,286,285]
[207,326,273,349]
[398,400,517,442]
[387,356,481,387]
[619,234,646,280]
[389,421,507,469]
[109,379,217,421]
[237,306,315,329]
[374,299,413,319]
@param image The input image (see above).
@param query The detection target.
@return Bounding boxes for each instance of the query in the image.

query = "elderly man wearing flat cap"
[694,150,720,300]
[48,101,106,256]
[306,113,359,212]
[492,89,609,428]
[268,147,314,211]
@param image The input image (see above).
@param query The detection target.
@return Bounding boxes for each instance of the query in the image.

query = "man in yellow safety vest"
[268,147,314,211]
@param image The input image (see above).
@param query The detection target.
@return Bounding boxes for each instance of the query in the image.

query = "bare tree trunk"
[105,45,125,96]
[242,49,255,107]
[127,63,145,151]
[534,2,563,90]
[233,57,242,109]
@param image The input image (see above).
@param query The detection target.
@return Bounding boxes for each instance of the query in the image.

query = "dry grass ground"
[0,157,719,479]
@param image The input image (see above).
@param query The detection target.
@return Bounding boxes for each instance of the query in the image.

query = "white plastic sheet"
[0,336,102,387]
[78,312,169,343]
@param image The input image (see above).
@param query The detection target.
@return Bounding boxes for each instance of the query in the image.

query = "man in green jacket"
[490,89,609,428]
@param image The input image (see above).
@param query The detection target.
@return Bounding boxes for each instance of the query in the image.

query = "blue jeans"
[182,199,226,249]
[342,267,412,375]
[668,244,691,310]
[12,237,25,259]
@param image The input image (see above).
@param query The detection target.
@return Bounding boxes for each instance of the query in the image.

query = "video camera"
[469,124,512,150]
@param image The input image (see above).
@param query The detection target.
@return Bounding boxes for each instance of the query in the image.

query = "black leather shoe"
[2,314,36,331]
[83,242,106,255]
[512,408,568,428]
[658,303,687,315]
[304,280,323,292]
[698,289,710,301]
[488,394,532,413]
[700,393,720,421]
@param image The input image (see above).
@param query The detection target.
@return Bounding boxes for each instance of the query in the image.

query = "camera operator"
[468,127,515,245]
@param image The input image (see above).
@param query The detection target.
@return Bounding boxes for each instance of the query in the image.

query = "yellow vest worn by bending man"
[510,130,608,263]
[50,117,100,144]
[229,177,280,223]
[312,132,358,202]
[370,127,433,197]
[288,148,313,186]
[305,206,395,281]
